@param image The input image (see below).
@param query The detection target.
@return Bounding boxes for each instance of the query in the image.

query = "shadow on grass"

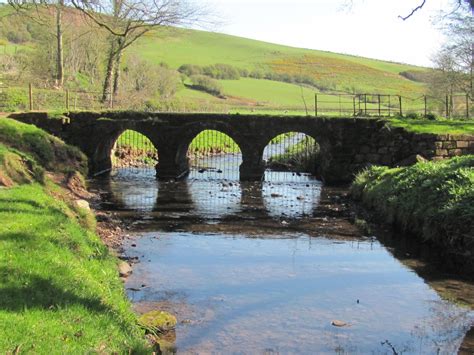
[0,198,43,209]
[0,266,110,313]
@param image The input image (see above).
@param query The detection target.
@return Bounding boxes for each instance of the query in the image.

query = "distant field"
[130,29,424,103]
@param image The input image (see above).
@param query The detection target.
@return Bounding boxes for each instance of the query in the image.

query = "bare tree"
[428,0,473,116]
[343,1,473,20]
[69,0,208,101]
[7,0,67,87]
[399,0,473,20]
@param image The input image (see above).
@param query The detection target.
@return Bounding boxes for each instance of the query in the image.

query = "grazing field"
[129,28,427,109]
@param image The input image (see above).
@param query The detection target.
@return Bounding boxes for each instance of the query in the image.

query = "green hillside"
[0,5,430,114]
[129,29,424,108]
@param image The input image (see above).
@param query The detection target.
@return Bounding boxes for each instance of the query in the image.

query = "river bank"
[351,155,474,277]
[0,117,149,352]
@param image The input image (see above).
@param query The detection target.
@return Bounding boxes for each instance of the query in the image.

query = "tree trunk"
[56,2,64,88]
[112,41,124,95]
[102,40,116,102]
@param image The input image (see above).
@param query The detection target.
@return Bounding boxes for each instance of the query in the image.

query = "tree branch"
[399,0,426,20]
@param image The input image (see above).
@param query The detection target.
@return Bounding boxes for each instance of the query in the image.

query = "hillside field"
[0,5,431,114]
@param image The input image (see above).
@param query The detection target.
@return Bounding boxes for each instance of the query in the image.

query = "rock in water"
[118,261,132,277]
[331,320,348,327]
[138,310,177,332]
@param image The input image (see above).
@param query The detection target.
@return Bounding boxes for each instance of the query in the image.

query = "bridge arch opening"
[263,132,320,180]
[111,129,158,171]
[186,129,242,180]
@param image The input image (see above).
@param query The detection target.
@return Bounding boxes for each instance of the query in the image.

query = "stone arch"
[176,122,246,164]
[110,129,159,169]
[262,130,321,175]
[181,126,244,179]
[91,126,159,175]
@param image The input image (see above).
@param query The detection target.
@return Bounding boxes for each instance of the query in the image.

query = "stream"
[90,157,474,354]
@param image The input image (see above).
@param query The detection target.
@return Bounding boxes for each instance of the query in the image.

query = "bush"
[425,113,437,120]
[189,75,224,97]
[178,64,203,76]
[405,112,420,119]
[0,87,29,112]
[6,29,31,44]
[203,63,240,80]
[351,156,474,272]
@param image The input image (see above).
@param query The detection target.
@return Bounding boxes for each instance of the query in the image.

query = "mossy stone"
[138,310,177,332]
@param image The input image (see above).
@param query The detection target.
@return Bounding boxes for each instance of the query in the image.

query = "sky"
[206,0,452,67]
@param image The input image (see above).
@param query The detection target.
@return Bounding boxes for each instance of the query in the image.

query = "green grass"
[0,117,87,175]
[188,130,240,154]
[0,182,148,353]
[133,28,422,75]
[351,156,474,264]
[388,118,474,135]
[220,78,315,107]
[130,27,427,102]
[0,117,149,352]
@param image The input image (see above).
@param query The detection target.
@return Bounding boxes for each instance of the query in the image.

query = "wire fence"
[314,93,473,119]
[0,84,473,119]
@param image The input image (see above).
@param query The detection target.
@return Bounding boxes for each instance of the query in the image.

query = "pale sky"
[207,0,452,67]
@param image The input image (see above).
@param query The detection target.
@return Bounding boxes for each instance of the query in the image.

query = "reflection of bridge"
[93,169,322,220]
[10,112,448,183]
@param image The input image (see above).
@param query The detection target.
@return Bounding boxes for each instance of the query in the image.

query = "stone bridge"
[9,111,474,184]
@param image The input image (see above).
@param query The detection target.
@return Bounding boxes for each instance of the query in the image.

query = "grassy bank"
[388,118,474,135]
[0,117,148,352]
[351,156,474,272]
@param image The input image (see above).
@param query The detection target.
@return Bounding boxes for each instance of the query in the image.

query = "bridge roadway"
[9,111,438,184]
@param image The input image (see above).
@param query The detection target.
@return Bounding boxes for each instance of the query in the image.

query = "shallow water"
[125,233,471,354]
[90,167,474,354]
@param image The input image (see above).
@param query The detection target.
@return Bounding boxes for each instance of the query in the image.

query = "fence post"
[28,83,33,111]
[109,92,113,110]
[466,94,469,119]
[377,94,381,116]
[339,94,342,116]
[66,90,69,111]
[398,95,402,116]
[388,95,391,116]
[352,96,356,116]
[314,93,318,117]
[445,94,449,118]
[364,94,367,115]
[424,95,427,118]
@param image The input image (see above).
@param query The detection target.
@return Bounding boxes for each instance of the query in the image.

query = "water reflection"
[90,167,474,353]
[125,233,474,354]
[92,168,323,221]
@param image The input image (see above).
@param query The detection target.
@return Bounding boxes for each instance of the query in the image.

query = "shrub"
[178,64,203,76]
[0,87,29,112]
[189,75,224,97]
[6,29,31,44]
[351,156,474,271]
[203,63,240,80]
[405,112,420,119]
